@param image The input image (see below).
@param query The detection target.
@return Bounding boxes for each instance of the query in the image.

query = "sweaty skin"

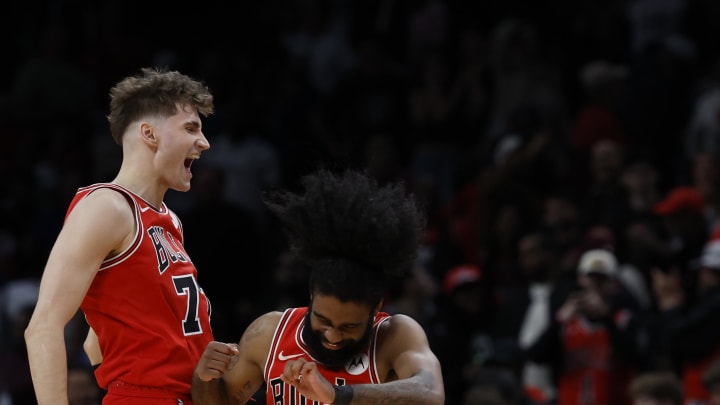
[192,294,445,405]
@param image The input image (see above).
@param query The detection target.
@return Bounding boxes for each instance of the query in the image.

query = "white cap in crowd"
[578,249,619,277]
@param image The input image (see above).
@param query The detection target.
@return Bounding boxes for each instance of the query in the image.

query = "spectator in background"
[478,228,565,403]
[621,156,662,218]
[653,186,709,267]
[432,263,494,405]
[580,138,633,240]
[526,248,645,405]
[649,239,720,404]
[514,231,560,402]
[571,60,629,165]
[540,192,583,267]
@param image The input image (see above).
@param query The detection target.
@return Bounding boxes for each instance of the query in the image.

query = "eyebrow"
[184,120,201,130]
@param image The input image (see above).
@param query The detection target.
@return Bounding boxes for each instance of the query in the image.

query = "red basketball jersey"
[557,312,633,405]
[73,184,213,397]
[264,308,389,405]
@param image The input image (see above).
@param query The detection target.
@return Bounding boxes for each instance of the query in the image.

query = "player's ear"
[140,122,157,145]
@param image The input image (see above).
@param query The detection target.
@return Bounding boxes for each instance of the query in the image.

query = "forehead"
[311,294,372,325]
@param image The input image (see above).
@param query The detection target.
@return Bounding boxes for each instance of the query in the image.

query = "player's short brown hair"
[107,67,214,144]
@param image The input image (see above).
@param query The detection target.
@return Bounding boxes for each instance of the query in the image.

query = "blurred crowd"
[5,0,720,404]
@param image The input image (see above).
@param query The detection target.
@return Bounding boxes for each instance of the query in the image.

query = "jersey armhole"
[86,185,142,270]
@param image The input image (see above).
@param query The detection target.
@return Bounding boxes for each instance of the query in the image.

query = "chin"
[173,182,192,192]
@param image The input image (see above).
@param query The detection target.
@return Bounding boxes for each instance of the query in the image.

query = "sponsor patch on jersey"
[345,353,369,375]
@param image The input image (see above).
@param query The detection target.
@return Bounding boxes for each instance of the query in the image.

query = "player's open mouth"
[322,340,343,350]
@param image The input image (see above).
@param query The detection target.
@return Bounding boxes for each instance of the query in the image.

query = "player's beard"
[301,310,374,370]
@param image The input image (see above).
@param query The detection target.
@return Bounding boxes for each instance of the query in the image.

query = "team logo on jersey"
[148,226,189,273]
[278,351,304,361]
[345,353,369,375]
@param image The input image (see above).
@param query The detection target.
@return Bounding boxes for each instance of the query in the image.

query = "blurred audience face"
[579,272,617,299]
[591,139,623,184]
[517,232,553,282]
[622,160,660,213]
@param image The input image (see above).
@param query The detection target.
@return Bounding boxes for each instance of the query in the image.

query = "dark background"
[3,1,720,404]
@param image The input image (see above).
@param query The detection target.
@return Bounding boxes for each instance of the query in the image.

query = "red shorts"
[103,380,192,405]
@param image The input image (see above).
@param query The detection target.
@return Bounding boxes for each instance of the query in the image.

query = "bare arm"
[349,314,444,405]
[24,190,134,405]
[281,314,445,405]
[192,311,281,405]
[346,371,443,405]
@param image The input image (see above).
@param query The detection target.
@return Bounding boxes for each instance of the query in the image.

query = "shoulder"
[379,313,423,331]
[72,186,134,218]
[375,314,441,382]
[239,311,284,366]
[64,186,136,248]
[241,311,284,348]
[76,187,134,222]
[377,313,430,347]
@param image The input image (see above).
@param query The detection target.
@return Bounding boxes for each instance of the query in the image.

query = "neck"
[114,135,167,208]
[112,171,165,209]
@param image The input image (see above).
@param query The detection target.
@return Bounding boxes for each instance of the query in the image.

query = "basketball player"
[25,67,215,404]
[191,169,445,405]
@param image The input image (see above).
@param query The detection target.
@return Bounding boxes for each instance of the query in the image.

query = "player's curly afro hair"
[264,169,426,308]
